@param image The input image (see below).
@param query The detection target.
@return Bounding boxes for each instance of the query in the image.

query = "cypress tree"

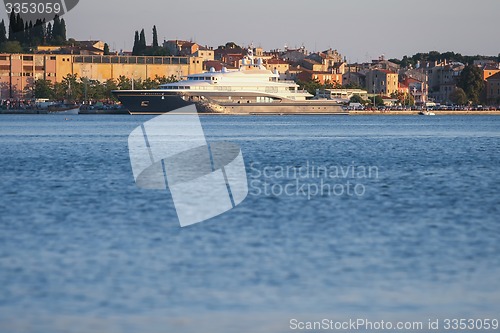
[139,29,146,54]
[132,30,139,55]
[46,22,52,44]
[41,18,47,44]
[52,15,61,44]
[0,20,7,43]
[60,18,66,42]
[24,22,29,45]
[8,11,15,41]
[103,43,110,55]
[15,14,24,43]
[28,21,33,44]
[32,19,42,45]
[152,25,158,48]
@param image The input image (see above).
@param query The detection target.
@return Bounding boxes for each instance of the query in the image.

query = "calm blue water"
[0,115,499,332]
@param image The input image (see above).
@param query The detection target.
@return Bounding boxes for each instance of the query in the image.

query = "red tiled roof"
[375,69,397,74]
[303,59,321,65]
[267,59,289,65]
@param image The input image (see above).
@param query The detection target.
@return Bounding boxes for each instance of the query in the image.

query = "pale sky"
[2,0,499,61]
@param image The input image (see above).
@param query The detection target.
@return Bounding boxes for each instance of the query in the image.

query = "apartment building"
[365,69,398,96]
[0,53,203,98]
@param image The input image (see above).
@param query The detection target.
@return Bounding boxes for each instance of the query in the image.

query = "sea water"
[0,115,499,332]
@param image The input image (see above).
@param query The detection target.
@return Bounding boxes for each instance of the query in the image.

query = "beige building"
[419,60,464,103]
[264,59,290,75]
[0,53,203,99]
[193,48,214,62]
[366,69,398,96]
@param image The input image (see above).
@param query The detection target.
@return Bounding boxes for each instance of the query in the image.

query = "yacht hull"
[113,90,346,115]
[112,91,193,114]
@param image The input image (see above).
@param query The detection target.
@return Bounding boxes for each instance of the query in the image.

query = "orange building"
[297,69,342,85]
[0,53,203,99]
[482,64,500,81]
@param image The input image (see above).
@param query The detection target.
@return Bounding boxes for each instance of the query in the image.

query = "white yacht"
[112,50,345,115]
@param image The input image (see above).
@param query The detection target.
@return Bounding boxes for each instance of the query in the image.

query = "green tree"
[373,95,384,106]
[60,74,82,100]
[139,29,146,53]
[457,65,484,104]
[117,76,132,90]
[132,30,139,55]
[23,22,30,46]
[52,15,61,44]
[349,94,365,104]
[297,79,322,95]
[85,79,107,100]
[59,18,67,42]
[449,87,468,105]
[155,75,178,84]
[46,22,52,43]
[103,43,110,55]
[31,19,45,46]
[152,25,158,48]
[104,78,118,98]
[0,41,23,53]
[15,14,24,43]
[33,79,54,99]
[50,15,67,45]
[150,47,167,56]
[390,91,414,105]
[8,11,16,41]
[0,20,7,43]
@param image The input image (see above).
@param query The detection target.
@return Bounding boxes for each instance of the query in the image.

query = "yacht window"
[141,101,149,107]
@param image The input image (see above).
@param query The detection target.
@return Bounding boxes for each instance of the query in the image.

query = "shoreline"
[1,110,500,116]
[349,110,500,115]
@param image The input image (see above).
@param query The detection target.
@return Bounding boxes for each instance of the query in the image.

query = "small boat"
[47,103,80,115]
[419,111,435,116]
